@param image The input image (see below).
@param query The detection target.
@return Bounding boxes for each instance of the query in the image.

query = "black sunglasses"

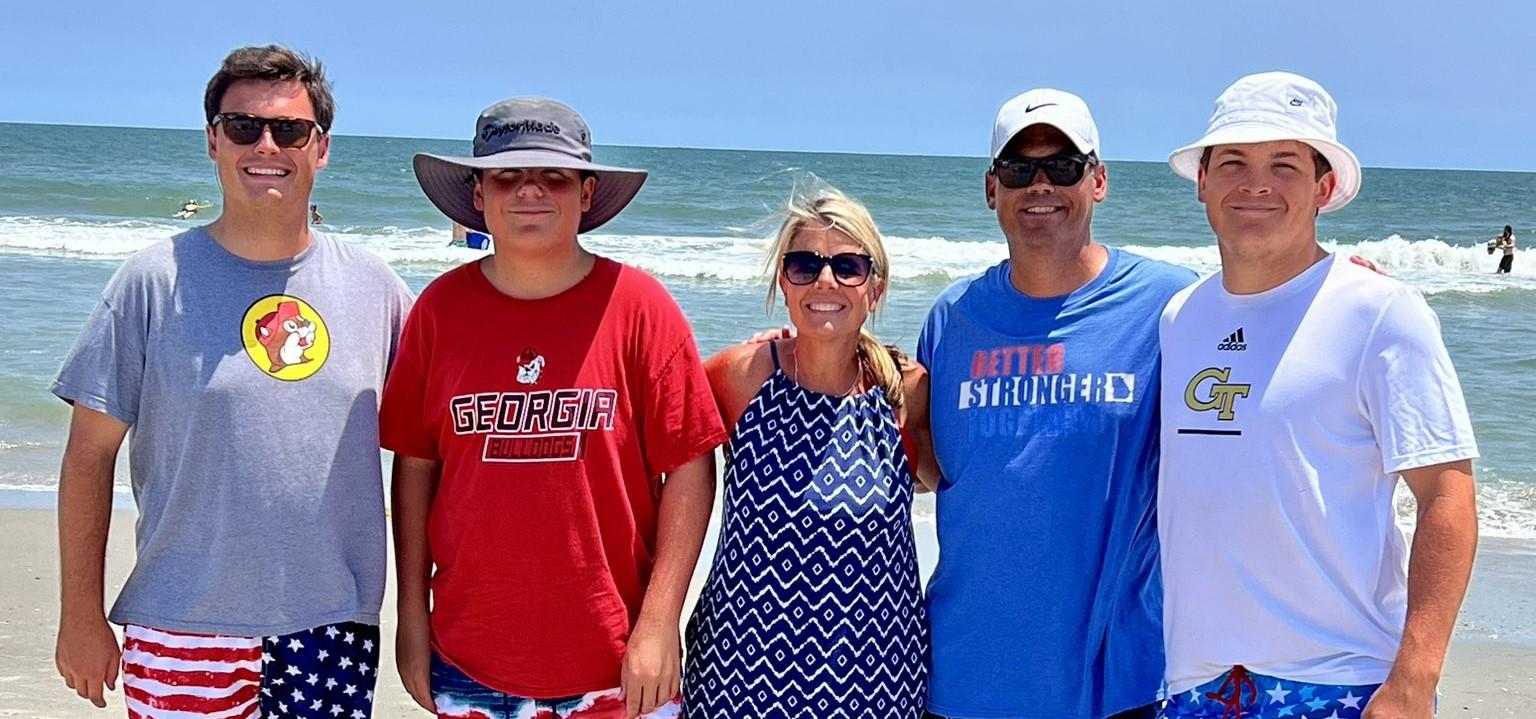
[212,113,320,148]
[781,251,875,287]
[991,152,1098,188]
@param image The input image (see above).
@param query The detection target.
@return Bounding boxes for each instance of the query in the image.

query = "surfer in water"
[174,198,211,219]
[310,204,324,225]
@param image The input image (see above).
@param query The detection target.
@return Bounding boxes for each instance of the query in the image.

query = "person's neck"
[207,208,312,262]
[788,334,862,396]
[480,241,595,300]
[1006,235,1108,298]
[1219,234,1328,295]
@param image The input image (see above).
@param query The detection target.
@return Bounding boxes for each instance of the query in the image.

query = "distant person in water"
[1488,225,1515,273]
[174,198,210,219]
[310,203,324,224]
[451,221,492,250]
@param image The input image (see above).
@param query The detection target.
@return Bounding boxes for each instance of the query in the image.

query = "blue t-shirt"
[917,247,1195,719]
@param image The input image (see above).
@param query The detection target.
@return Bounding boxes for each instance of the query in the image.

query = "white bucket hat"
[1168,72,1360,213]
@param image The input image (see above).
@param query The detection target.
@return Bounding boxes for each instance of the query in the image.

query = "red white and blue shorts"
[1160,665,1384,719]
[120,621,380,719]
[430,653,681,719]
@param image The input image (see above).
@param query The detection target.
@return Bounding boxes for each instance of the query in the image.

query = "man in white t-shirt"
[1156,72,1479,719]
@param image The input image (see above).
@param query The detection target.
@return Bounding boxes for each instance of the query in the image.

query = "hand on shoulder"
[705,342,779,431]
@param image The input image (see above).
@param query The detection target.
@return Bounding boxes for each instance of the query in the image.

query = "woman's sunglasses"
[991,152,1098,188]
[781,251,875,287]
[212,113,320,149]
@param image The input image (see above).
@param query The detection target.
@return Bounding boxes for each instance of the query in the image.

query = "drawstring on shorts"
[1204,665,1257,719]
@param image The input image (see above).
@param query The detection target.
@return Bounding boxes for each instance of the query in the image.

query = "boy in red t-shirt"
[381,98,726,719]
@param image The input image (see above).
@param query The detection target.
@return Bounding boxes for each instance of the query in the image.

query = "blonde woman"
[683,188,934,718]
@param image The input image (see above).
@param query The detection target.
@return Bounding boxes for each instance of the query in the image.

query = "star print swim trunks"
[121,621,381,719]
[1160,665,1383,719]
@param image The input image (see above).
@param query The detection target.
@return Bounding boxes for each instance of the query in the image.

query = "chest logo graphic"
[1217,327,1247,351]
[241,295,330,381]
[516,348,545,385]
[1184,366,1250,421]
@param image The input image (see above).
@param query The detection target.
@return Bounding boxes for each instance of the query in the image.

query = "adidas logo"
[1217,328,1247,351]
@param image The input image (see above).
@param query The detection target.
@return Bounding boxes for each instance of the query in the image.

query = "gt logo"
[1184,367,1251,421]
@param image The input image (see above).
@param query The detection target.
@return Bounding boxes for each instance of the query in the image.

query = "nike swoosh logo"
[1025,103,1057,112]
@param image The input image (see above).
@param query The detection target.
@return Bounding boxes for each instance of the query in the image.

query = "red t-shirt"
[379,257,726,697]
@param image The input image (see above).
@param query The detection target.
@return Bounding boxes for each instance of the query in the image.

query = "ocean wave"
[1395,478,1536,540]
[3,215,1533,295]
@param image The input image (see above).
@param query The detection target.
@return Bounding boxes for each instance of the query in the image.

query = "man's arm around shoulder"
[703,342,775,433]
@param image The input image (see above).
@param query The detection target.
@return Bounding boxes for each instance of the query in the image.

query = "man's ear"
[1314,170,1338,212]
[581,175,597,212]
[313,131,331,171]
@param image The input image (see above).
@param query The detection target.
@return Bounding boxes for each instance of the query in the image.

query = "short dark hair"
[204,45,334,131]
[1199,145,1332,180]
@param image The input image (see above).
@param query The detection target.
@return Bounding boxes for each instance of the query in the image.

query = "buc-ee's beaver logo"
[241,295,330,381]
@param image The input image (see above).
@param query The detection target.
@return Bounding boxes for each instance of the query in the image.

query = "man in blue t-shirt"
[917,89,1195,719]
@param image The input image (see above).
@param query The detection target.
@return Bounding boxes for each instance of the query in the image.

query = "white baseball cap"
[991,88,1100,159]
[1168,71,1361,213]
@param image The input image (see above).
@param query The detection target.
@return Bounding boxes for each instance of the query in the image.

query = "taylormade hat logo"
[481,119,563,142]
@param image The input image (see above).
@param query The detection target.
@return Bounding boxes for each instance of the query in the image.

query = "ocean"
[2,121,1533,554]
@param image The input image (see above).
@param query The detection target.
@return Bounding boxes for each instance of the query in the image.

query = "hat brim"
[413,149,647,234]
[1168,123,1361,213]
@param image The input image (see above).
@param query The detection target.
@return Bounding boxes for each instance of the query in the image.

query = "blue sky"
[6,1,1534,170]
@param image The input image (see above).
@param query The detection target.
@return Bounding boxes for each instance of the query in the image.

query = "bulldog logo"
[516,348,545,385]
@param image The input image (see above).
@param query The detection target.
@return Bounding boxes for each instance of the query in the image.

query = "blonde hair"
[764,186,904,410]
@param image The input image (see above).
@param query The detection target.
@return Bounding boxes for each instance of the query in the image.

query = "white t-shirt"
[1158,254,1478,693]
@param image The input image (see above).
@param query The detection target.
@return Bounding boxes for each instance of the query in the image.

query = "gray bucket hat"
[413,98,647,234]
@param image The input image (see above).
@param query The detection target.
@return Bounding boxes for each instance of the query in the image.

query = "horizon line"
[4,119,1533,175]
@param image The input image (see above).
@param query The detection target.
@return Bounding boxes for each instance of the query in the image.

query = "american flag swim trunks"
[121,621,380,719]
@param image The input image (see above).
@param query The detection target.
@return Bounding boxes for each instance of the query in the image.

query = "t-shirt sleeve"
[1357,288,1479,473]
[637,302,726,478]
[379,299,439,460]
[51,289,145,426]
[917,300,945,369]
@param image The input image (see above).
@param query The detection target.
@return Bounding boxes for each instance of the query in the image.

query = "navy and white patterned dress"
[683,342,927,719]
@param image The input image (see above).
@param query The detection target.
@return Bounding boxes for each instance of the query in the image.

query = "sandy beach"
[2,507,1531,718]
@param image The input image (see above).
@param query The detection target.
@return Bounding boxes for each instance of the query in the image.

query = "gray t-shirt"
[52,228,413,636]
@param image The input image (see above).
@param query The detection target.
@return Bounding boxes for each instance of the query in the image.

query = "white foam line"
[4,216,1533,292]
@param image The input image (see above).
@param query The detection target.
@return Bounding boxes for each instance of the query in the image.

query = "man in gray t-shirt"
[51,45,412,718]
